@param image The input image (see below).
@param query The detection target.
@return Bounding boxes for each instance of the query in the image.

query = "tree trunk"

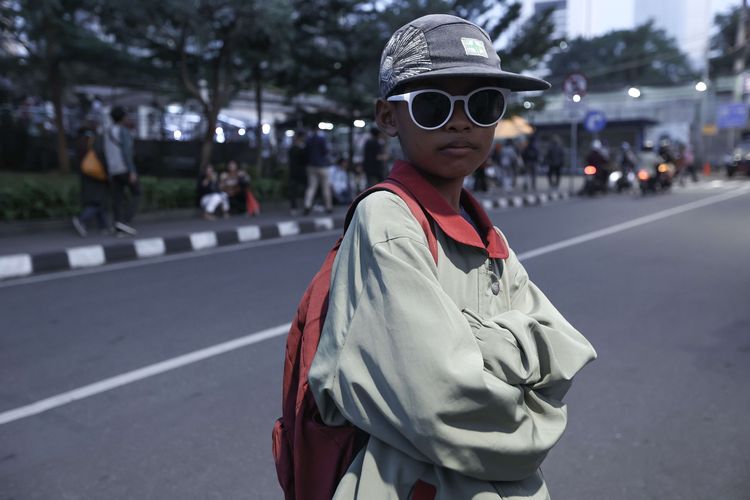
[200,105,219,171]
[254,63,264,174]
[49,68,70,173]
[42,9,69,174]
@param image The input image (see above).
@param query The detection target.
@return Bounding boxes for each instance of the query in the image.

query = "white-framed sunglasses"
[387,86,510,130]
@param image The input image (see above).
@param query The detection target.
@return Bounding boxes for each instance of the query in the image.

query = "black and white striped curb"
[0,217,343,281]
[478,190,573,211]
[0,190,576,281]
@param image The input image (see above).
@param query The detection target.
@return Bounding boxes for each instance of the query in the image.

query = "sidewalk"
[0,175,582,280]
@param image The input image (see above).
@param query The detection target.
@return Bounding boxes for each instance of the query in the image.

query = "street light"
[628,87,641,98]
[695,81,708,92]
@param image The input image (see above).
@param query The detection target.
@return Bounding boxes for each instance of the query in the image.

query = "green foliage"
[545,21,697,91]
[0,171,286,221]
[251,177,285,201]
[710,5,748,77]
[0,173,79,220]
[283,1,554,115]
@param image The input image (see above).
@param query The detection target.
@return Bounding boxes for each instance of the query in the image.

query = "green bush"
[0,171,286,221]
[0,174,79,220]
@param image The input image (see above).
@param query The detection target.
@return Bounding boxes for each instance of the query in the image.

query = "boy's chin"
[413,161,480,182]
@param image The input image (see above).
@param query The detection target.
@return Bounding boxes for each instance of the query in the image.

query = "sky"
[518,0,740,68]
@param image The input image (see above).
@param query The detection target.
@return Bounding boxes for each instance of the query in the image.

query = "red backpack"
[272,178,438,500]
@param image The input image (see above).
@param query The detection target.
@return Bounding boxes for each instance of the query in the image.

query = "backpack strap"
[344,178,439,264]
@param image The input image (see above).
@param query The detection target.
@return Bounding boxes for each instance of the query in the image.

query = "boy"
[308,14,597,499]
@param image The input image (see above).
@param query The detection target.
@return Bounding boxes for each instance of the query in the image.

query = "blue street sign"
[583,110,607,133]
[717,103,748,129]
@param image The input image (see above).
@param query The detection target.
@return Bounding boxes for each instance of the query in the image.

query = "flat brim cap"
[380,14,550,97]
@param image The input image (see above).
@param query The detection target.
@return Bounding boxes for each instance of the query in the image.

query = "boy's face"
[376,77,497,182]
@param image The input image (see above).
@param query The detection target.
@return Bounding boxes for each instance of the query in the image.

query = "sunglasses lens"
[468,89,505,126]
[411,91,452,129]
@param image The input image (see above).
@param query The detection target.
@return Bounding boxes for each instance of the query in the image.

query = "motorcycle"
[637,161,675,194]
[581,164,634,195]
[580,164,610,196]
[608,170,636,193]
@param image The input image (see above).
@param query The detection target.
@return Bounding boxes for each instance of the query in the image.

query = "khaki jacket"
[309,162,597,499]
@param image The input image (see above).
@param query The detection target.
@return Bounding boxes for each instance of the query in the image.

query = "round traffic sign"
[583,110,607,133]
[563,73,587,99]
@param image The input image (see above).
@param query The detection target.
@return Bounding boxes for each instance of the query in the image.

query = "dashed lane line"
[0,185,747,426]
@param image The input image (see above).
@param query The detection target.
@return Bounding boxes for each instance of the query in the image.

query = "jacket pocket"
[272,418,294,496]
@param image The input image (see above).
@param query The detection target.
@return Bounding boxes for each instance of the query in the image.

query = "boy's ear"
[375,98,398,138]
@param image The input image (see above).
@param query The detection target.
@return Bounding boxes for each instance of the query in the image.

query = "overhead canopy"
[495,115,534,139]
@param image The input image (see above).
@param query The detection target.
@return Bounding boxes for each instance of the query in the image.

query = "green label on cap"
[461,37,488,58]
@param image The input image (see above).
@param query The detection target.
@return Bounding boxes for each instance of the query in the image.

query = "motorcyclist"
[585,139,610,187]
[639,141,662,170]
[619,142,637,173]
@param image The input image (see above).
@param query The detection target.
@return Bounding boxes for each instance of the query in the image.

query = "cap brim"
[391,66,550,94]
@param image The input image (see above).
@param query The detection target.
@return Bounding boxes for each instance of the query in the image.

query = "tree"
[99,0,293,170]
[0,0,128,172]
[710,5,749,77]
[545,21,697,91]
[285,0,559,162]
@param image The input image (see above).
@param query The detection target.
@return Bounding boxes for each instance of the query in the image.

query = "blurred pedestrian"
[682,142,698,182]
[104,106,140,235]
[330,156,354,205]
[71,120,110,237]
[472,157,488,192]
[197,164,229,220]
[303,130,333,215]
[287,130,308,215]
[220,160,250,214]
[499,139,520,190]
[521,135,539,191]
[363,126,388,187]
[545,135,565,188]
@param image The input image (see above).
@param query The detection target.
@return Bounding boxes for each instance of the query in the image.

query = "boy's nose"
[445,100,472,131]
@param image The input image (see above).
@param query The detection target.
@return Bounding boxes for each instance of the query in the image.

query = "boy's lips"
[440,140,477,151]
[439,140,479,154]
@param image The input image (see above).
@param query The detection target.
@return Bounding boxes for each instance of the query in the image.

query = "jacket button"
[490,273,501,295]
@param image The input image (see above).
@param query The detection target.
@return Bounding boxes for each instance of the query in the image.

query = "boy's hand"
[462,308,537,386]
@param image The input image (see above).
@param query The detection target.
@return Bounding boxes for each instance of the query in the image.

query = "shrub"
[0,171,286,221]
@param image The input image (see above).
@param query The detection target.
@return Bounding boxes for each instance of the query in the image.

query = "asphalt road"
[1,180,749,500]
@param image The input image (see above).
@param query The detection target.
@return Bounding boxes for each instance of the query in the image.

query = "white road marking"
[189,231,218,250]
[0,185,747,425]
[0,254,33,279]
[517,185,749,261]
[134,238,166,258]
[66,245,105,268]
[0,230,339,289]
[314,217,334,230]
[236,225,261,242]
[277,221,300,237]
[0,323,291,426]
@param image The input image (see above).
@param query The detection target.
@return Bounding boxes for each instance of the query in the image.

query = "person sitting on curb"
[220,160,250,214]
[197,164,229,220]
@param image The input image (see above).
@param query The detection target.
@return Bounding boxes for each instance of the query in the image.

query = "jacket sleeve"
[308,192,595,483]
[119,127,136,173]
[464,243,597,404]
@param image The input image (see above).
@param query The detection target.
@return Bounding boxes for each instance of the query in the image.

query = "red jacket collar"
[387,160,509,259]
